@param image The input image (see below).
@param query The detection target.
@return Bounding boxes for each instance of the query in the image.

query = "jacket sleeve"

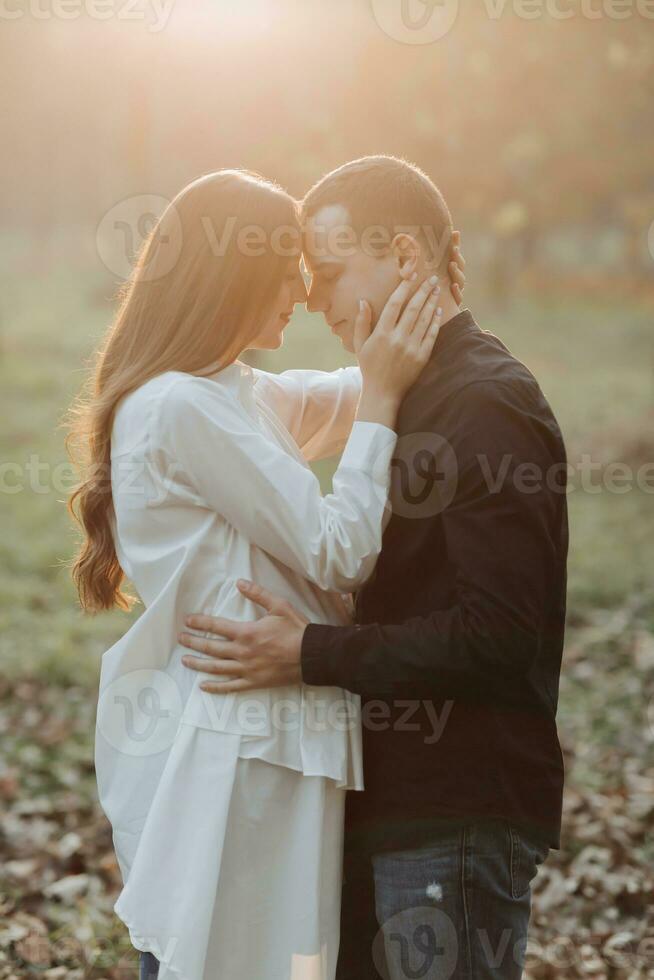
[301,381,566,698]
[154,375,395,594]
[252,365,362,461]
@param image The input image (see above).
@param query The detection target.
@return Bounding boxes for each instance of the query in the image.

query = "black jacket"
[301,310,568,851]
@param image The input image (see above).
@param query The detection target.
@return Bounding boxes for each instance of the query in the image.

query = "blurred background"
[1,0,653,976]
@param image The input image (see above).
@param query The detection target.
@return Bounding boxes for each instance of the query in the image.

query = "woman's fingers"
[396,275,440,336]
[449,265,462,307]
[449,259,465,288]
[408,281,442,341]
[451,229,466,269]
[419,304,444,348]
[375,273,421,332]
[410,306,443,366]
[449,229,466,306]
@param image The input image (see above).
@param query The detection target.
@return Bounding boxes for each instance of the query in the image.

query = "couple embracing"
[69,155,568,980]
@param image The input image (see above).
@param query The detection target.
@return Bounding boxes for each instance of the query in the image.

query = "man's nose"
[306,287,327,314]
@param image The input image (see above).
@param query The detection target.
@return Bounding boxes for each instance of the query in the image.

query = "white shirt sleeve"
[153,375,395,593]
[252,365,363,462]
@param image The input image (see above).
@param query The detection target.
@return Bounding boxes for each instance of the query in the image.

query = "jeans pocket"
[507,824,549,900]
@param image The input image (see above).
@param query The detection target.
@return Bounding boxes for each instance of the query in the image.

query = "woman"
[67,169,463,980]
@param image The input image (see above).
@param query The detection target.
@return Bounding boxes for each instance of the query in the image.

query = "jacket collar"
[431,309,479,359]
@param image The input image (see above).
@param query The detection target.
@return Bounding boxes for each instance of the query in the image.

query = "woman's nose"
[294,279,309,304]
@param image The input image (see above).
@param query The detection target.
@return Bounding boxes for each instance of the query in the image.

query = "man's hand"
[179,580,309,693]
[448,230,466,307]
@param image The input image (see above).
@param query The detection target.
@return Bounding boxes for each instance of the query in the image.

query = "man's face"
[303,204,401,353]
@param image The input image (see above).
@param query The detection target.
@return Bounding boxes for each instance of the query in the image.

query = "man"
[180,156,568,979]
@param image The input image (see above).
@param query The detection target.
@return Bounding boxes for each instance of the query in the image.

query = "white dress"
[94,360,398,980]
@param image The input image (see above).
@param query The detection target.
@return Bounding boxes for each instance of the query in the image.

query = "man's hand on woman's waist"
[179,580,308,692]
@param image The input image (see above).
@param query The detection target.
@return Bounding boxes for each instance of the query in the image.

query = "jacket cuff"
[301,622,353,688]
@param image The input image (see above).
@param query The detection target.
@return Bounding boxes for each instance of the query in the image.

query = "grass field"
[1,261,653,977]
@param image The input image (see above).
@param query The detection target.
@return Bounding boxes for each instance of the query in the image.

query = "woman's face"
[247,258,308,351]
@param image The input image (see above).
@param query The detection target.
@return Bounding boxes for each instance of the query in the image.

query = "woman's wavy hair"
[66,169,299,612]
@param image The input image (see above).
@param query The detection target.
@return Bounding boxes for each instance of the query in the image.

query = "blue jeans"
[138,951,159,980]
[337,817,549,979]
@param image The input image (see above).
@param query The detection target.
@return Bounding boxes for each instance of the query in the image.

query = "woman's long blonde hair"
[66,170,299,613]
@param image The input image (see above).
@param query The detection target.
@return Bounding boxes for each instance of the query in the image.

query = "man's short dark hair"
[301,155,453,272]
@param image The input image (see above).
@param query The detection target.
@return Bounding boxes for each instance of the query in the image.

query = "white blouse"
[94,359,397,892]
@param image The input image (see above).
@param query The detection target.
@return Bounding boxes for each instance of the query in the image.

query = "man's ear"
[390,232,421,280]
